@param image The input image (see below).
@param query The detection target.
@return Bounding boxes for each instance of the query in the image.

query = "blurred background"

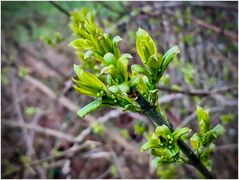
[1,1,238,178]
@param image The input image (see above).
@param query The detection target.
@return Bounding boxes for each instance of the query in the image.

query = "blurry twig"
[188,1,237,10]
[1,140,99,178]
[215,144,238,151]
[48,1,70,17]
[98,1,125,15]
[160,9,238,42]
[10,70,35,157]
[192,16,238,41]
[31,140,100,166]
[111,151,126,179]
[158,85,238,97]
[17,45,67,79]
[3,120,83,143]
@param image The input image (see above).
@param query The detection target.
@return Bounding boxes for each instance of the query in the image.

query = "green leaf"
[155,125,171,138]
[108,82,129,94]
[131,64,150,78]
[147,53,162,82]
[78,100,102,117]
[137,75,150,96]
[73,64,108,93]
[18,66,28,78]
[103,53,116,66]
[133,123,146,135]
[69,39,94,50]
[72,84,98,97]
[140,138,160,152]
[136,28,157,65]
[159,45,180,79]
[212,124,225,137]
[92,122,105,135]
[117,55,129,83]
[196,106,210,134]
[190,133,202,151]
[172,127,191,141]
[112,35,122,58]
[202,124,225,146]
[220,114,234,124]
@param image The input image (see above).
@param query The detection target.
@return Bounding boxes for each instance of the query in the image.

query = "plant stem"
[136,94,215,179]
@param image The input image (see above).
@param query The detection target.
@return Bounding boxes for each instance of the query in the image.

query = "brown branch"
[1,140,99,178]
[192,17,238,42]
[10,70,35,157]
[164,10,238,42]
[3,120,82,144]
[158,85,238,97]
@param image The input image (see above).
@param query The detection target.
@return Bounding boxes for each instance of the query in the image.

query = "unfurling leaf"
[117,55,130,83]
[73,64,108,93]
[202,124,225,146]
[103,53,116,66]
[190,133,202,151]
[159,45,180,79]
[136,28,157,65]
[78,100,102,117]
[131,64,150,78]
[172,127,191,141]
[196,106,210,134]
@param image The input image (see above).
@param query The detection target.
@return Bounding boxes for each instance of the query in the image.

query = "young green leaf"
[202,124,225,146]
[78,100,102,117]
[190,133,202,151]
[112,35,122,58]
[140,138,160,152]
[159,45,180,79]
[147,53,162,82]
[72,84,98,97]
[69,39,95,50]
[172,127,191,141]
[136,28,157,65]
[196,106,210,134]
[103,53,116,66]
[131,64,151,78]
[73,64,108,93]
[117,55,129,83]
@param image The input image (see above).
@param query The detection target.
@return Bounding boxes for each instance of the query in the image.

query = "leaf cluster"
[69,9,180,117]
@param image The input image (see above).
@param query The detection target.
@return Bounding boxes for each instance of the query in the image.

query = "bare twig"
[192,17,238,42]
[3,120,82,143]
[215,144,238,151]
[164,10,237,42]
[48,1,70,17]
[158,85,238,97]
[111,151,126,179]
[1,140,99,178]
[10,70,35,157]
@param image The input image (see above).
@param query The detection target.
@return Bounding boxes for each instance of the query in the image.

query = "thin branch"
[98,1,125,15]
[192,16,238,41]
[48,1,70,17]
[3,120,82,144]
[10,70,35,157]
[1,140,99,178]
[215,144,238,151]
[158,85,238,97]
